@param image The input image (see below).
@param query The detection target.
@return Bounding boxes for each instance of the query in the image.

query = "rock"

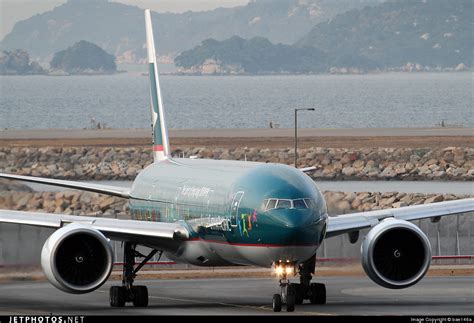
[379,196,396,207]
[126,166,138,177]
[351,198,362,209]
[99,197,116,211]
[380,167,396,178]
[392,202,408,208]
[343,192,357,203]
[335,200,351,214]
[342,167,357,176]
[424,195,444,204]
[424,159,438,166]
[353,160,365,169]
[362,196,376,204]
[381,192,396,198]
[410,155,421,163]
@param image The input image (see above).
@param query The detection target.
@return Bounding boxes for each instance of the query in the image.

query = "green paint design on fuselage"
[149,62,163,146]
[129,158,327,246]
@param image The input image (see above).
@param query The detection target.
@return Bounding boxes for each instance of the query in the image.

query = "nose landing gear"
[272,260,296,312]
[272,255,326,312]
[272,278,296,312]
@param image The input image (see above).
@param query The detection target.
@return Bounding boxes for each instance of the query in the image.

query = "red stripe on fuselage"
[153,145,164,151]
[187,237,319,248]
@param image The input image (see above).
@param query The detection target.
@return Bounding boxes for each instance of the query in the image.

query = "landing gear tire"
[132,286,149,307]
[272,294,282,312]
[290,283,304,305]
[286,294,296,312]
[310,283,326,305]
[110,242,159,308]
[110,286,126,307]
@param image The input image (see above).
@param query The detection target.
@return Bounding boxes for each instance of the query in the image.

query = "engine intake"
[41,223,114,294]
[361,218,431,289]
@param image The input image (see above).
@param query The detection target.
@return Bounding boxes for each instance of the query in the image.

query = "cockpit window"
[265,199,277,210]
[304,198,317,210]
[276,199,292,209]
[292,199,307,209]
[263,197,317,211]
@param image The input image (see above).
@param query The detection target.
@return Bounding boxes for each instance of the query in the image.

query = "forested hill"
[0,0,382,62]
[175,36,329,74]
[50,41,117,74]
[176,0,472,74]
[296,0,473,69]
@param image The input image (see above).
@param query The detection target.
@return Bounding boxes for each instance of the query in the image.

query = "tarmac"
[0,276,472,315]
[1,127,472,140]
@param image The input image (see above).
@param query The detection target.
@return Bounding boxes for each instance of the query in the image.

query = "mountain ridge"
[0,0,383,63]
[175,0,473,74]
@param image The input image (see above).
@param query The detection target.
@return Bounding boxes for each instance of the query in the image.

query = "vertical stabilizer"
[145,9,170,162]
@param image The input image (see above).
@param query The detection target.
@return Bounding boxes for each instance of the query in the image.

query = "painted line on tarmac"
[98,290,334,315]
[148,294,334,315]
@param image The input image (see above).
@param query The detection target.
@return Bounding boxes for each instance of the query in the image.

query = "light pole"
[294,108,315,168]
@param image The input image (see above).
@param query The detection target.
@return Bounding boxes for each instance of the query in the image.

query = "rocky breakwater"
[0,190,129,218]
[0,146,472,181]
[323,191,471,215]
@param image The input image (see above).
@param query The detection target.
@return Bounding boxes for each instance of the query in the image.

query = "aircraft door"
[230,191,244,228]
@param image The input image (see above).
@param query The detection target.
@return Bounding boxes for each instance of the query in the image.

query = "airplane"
[1,9,473,313]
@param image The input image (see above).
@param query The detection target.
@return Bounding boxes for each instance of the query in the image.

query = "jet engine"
[41,223,114,294]
[361,218,431,289]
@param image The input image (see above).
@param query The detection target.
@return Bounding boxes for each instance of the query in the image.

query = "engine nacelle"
[361,218,431,289]
[41,223,114,294]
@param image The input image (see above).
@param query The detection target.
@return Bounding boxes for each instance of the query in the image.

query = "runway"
[1,127,472,140]
[0,276,472,315]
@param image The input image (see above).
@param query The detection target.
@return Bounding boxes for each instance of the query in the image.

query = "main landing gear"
[272,255,326,312]
[109,242,160,307]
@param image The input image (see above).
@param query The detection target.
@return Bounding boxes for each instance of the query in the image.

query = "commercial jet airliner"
[1,10,473,312]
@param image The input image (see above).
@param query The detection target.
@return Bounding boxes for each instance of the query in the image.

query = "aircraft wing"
[0,173,130,198]
[325,198,474,238]
[0,209,189,247]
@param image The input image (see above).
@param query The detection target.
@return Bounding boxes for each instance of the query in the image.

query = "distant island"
[175,36,331,74]
[0,50,46,75]
[50,41,117,75]
[175,0,472,75]
[0,0,382,63]
[1,41,117,76]
[175,36,375,75]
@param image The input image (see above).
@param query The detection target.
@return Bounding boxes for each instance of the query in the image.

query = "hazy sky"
[0,0,250,40]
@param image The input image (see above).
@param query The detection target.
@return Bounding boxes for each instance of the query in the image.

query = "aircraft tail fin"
[145,9,170,162]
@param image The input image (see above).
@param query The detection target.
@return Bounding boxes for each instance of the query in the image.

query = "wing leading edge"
[326,198,474,238]
[0,173,130,198]
[0,209,189,249]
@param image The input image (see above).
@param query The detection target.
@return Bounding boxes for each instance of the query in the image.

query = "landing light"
[274,262,294,277]
[275,266,284,276]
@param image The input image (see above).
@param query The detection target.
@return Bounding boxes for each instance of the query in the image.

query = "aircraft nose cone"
[274,210,322,245]
[280,210,314,228]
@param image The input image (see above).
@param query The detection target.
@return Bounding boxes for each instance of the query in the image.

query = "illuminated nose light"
[275,266,284,276]
[273,261,294,277]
